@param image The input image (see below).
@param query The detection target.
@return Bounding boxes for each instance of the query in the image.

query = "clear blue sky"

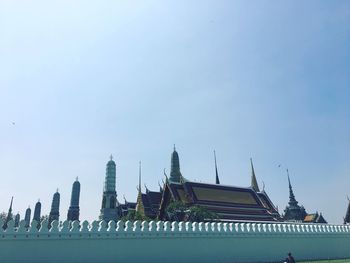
[0,1,349,224]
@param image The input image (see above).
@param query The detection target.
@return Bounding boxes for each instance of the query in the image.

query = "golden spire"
[135,161,145,215]
[250,158,260,192]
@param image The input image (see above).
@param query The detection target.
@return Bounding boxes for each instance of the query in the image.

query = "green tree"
[165,202,218,222]
[185,205,218,222]
[121,210,149,222]
[165,201,187,221]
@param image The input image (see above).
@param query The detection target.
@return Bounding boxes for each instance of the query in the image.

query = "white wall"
[0,219,350,263]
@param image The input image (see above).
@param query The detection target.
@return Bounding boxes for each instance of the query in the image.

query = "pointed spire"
[3,197,14,229]
[250,158,260,192]
[136,161,145,215]
[138,161,142,194]
[214,150,220,184]
[9,196,13,213]
[110,154,113,161]
[287,169,298,206]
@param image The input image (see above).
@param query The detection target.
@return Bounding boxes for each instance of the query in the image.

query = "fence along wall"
[0,219,350,263]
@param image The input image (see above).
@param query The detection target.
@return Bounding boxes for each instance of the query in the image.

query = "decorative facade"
[99,155,120,221]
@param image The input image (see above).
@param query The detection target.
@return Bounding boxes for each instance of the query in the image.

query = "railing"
[1,219,350,239]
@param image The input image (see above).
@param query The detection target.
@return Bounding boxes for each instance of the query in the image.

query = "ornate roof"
[159,181,281,221]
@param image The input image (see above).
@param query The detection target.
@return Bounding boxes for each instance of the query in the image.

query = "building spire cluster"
[2,146,340,227]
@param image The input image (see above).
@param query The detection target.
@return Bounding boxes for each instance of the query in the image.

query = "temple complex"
[158,147,281,222]
[1,148,336,226]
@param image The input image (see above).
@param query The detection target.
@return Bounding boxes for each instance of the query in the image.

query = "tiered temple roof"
[158,148,280,222]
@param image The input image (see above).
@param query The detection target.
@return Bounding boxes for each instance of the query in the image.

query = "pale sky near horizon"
[0,1,349,224]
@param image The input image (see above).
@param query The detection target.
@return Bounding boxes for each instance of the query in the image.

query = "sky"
[0,0,349,224]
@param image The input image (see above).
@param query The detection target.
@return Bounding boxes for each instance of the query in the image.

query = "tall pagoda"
[282,170,307,222]
[99,155,120,221]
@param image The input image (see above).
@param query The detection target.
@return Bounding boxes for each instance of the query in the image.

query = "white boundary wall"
[1,219,350,263]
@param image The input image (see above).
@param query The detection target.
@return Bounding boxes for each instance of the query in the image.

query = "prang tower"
[33,200,41,222]
[67,178,81,221]
[100,155,120,221]
[48,190,60,228]
[24,206,31,228]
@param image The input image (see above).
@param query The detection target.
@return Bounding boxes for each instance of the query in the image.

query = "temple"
[100,155,120,221]
[67,178,81,221]
[283,170,327,223]
[158,148,281,222]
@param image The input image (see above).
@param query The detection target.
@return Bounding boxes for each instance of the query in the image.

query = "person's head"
[288,252,292,256]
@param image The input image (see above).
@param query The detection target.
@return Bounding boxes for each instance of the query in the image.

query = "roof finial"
[163,168,169,182]
[56,188,59,193]
[173,144,176,151]
[138,161,142,193]
[76,176,79,181]
[110,154,113,161]
[214,150,220,184]
[250,158,260,192]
